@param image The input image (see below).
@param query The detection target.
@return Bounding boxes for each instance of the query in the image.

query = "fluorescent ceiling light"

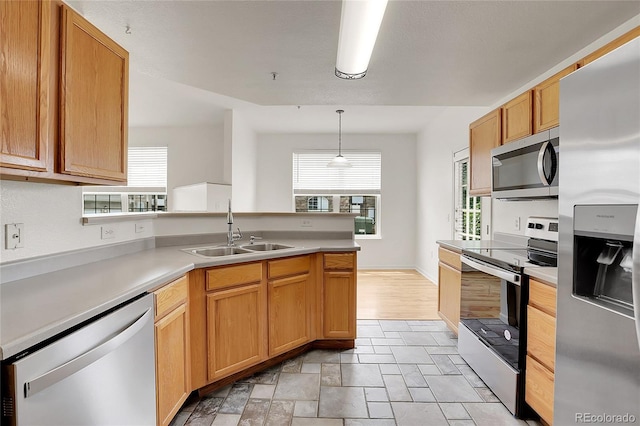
[335,0,389,79]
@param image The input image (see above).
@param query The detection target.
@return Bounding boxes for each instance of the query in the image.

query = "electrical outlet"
[5,223,24,249]
[101,226,116,240]
[301,219,313,228]
[135,223,146,233]
[514,217,521,231]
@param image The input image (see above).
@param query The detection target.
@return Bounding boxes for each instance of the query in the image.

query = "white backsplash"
[492,198,559,237]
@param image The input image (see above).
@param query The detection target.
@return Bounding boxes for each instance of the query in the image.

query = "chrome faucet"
[226,200,242,246]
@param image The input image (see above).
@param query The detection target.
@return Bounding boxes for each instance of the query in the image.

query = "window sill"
[82,212,159,225]
[355,234,381,240]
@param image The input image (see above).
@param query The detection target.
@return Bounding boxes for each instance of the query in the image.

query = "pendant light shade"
[335,0,389,79]
[327,110,352,168]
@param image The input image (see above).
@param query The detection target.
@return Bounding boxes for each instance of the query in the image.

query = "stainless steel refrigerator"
[556,37,640,424]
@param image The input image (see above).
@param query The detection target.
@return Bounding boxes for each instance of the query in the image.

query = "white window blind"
[293,151,381,195]
[127,147,168,188]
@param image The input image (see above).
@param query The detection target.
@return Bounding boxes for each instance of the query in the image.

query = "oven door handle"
[461,255,521,284]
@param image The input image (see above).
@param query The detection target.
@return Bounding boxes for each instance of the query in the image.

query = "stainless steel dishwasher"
[2,294,156,425]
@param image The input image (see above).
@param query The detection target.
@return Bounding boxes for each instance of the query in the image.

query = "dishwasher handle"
[24,307,153,398]
[461,255,521,284]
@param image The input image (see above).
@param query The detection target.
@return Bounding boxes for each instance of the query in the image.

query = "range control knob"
[528,223,535,229]
[535,223,544,229]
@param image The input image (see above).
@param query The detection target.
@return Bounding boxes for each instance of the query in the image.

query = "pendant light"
[327,110,352,168]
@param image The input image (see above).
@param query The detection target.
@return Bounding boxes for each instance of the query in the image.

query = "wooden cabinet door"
[268,274,310,356]
[438,262,461,334]
[323,271,356,338]
[0,0,50,171]
[155,304,190,426]
[206,284,267,381]
[526,355,555,425]
[502,91,532,143]
[533,64,577,133]
[59,5,128,182]
[469,109,501,196]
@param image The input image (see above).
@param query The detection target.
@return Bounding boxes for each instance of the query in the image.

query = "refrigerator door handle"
[23,307,153,398]
[634,204,640,351]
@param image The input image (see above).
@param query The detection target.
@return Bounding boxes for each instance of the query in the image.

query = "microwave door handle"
[537,141,552,186]
[461,255,520,284]
[633,205,640,351]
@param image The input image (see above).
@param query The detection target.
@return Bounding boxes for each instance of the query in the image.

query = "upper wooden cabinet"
[502,91,532,143]
[0,0,50,171]
[1,1,129,185]
[60,5,128,181]
[533,64,577,133]
[579,26,640,67]
[469,109,501,196]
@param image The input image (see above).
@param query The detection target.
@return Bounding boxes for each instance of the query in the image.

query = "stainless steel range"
[458,217,558,417]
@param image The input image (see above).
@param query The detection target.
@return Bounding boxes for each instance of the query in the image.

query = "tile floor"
[171,320,542,426]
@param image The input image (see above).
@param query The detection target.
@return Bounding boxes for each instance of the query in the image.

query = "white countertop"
[436,239,525,253]
[0,238,359,360]
[524,266,558,287]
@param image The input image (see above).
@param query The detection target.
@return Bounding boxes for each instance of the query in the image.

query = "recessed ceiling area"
[70,0,640,131]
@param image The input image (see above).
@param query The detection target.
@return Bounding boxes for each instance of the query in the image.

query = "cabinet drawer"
[324,253,355,270]
[438,247,461,270]
[154,275,188,319]
[206,262,262,291]
[529,279,557,317]
[268,255,311,279]
[527,305,556,371]
[525,355,554,425]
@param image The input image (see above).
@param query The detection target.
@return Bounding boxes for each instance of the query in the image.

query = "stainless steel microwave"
[491,127,559,199]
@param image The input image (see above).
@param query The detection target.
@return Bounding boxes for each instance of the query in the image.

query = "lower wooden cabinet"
[525,278,557,425]
[438,260,461,333]
[268,274,310,355]
[154,275,190,426]
[206,282,267,381]
[322,253,356,339]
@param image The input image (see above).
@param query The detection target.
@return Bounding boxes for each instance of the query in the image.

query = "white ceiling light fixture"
[335,0,389,80]
[327,109,352,168]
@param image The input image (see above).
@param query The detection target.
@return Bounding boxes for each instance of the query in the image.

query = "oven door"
[458,254,528,417]
[491,128,559,199]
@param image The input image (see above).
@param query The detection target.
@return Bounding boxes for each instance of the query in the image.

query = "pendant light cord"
[337,109,344,156]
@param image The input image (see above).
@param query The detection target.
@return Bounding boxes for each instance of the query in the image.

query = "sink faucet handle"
[233,227,243,241]
[249,235,263,244]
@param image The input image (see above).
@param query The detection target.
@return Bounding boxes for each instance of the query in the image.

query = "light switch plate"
[5,223,24,249]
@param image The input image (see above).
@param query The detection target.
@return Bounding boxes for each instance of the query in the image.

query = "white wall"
[229,110,258,211]
[415,107,490,282]
[129,125,225,211]
[492,199,559,236]
[0,180,154,262]
[255,133,417,269]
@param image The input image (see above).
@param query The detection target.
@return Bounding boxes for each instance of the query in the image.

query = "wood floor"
[357,269,440,320]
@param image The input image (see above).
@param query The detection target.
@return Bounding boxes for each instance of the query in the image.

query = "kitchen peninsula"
[1,212,359,425]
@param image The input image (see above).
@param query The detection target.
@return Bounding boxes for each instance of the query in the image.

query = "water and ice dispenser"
[573,204,636,318]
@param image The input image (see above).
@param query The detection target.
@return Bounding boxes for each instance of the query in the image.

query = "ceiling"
[70,0,640,132]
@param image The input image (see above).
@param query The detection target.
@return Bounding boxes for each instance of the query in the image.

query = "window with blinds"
[293,151,381,236]
[127,146,168,188]
[293,151,381,194]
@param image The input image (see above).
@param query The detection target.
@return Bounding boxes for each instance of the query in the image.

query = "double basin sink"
[184,243,294,258]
